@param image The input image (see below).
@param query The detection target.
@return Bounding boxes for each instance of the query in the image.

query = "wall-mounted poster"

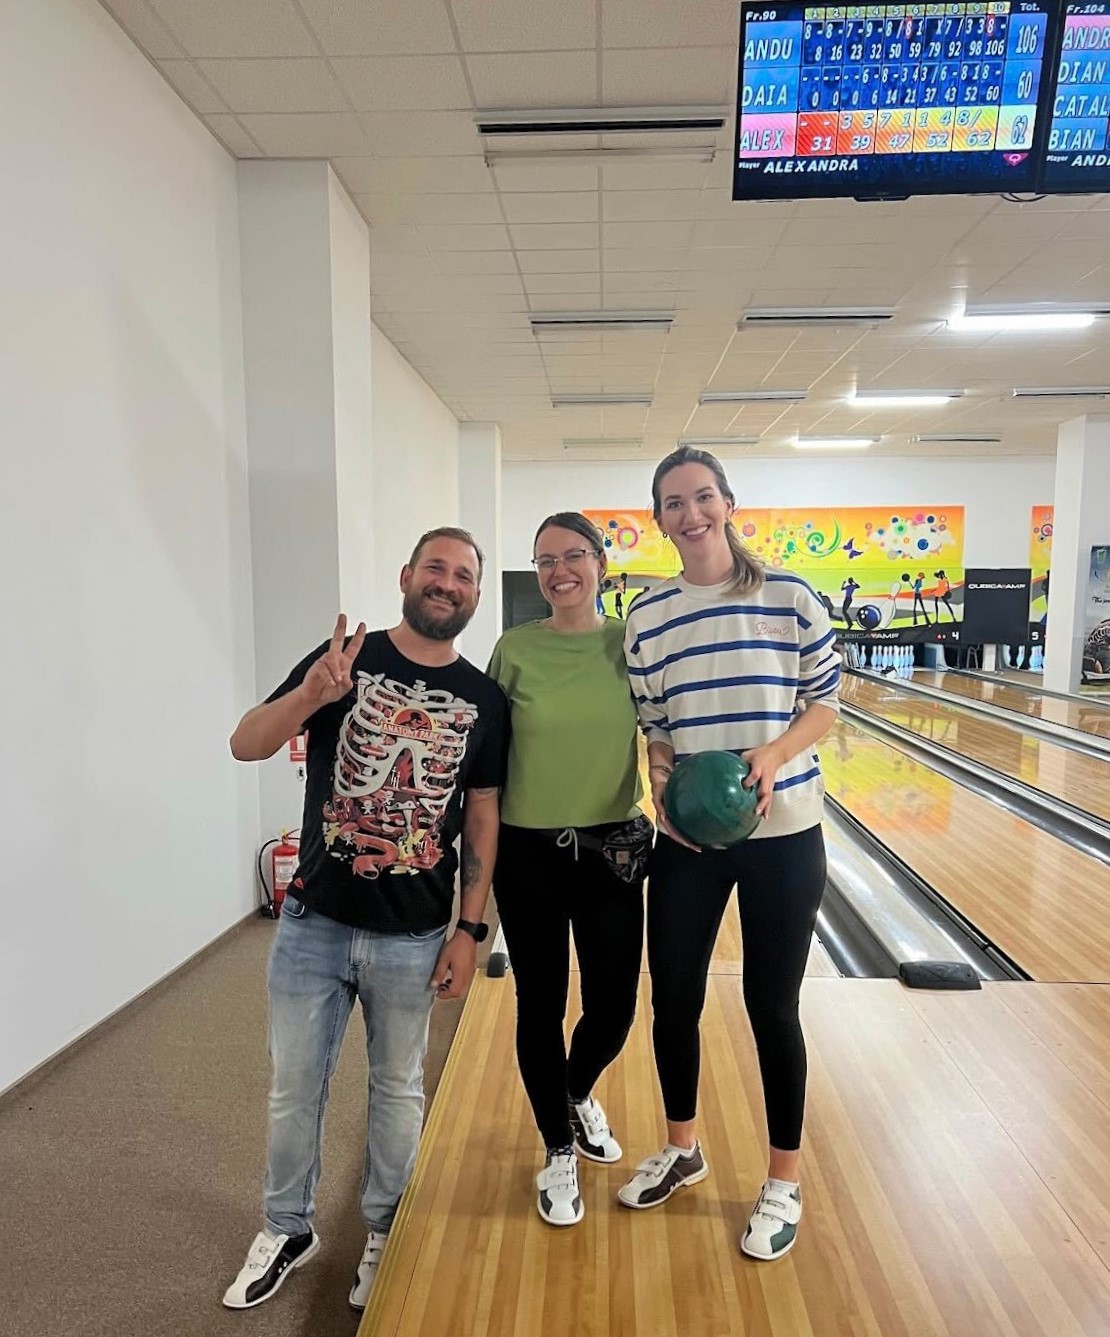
[583,505,966,640]
[1083,545,1110,686]
[1030,505,1053,623]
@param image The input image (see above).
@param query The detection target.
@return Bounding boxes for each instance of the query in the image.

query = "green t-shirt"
[487,618,642,829]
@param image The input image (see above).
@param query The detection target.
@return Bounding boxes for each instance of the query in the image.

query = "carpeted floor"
[0,913,481,1337]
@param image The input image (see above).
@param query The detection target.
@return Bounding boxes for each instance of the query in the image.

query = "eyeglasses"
[531,548,596,573]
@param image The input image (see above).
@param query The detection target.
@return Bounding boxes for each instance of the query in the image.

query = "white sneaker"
[570,1095,622,1163]
[222,1229,320,1309]
[536,1150,584,1226]
[617,1142,708,1209]
[349,1229,388,1311]
[740,1180,803,1260]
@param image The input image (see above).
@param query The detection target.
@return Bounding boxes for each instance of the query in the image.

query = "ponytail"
[724,521,764,596]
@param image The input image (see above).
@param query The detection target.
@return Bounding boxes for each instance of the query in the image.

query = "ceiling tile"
[602,159,713,191]
[359,112,480,157]
[197,59,347,113]
[157,61,227,114]
[452,0,596,52]
[523,273,603,294]
[434,251,520,274]
[491,161,600,193]
[604,248,688,271]
[297,0,456,54]
[355,193,506,225]
[237,113,370,156]
[419,223,513,251]
[603,190,706,222]
[603,0,740,47]
[468,52,598,108]
[518,250,599,272]
[331,56,471,111]
[102,0,184,58]
[203,114,263,157]
[510,222,599,250]
[603,221,694,249]
[146,0,316,56]
[369,225,428,253]
[601,47,734,104]
[333,156,494,193]
[501,193,600,224]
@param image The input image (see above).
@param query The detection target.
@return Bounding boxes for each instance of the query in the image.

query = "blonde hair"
[651,446,763,595]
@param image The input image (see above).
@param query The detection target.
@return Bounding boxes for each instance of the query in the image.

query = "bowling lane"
[817,719,1110,982]
[840,673,1110,825]
[913,668,1110,741]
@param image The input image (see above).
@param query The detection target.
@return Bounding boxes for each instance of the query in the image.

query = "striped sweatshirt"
[623,570,841,839]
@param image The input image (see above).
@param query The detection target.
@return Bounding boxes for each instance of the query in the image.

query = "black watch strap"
[455,918,489,943]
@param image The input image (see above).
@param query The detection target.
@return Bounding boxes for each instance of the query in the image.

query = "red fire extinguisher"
[268,831,300,916]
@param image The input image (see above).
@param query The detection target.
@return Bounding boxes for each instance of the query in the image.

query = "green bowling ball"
[663,751,760,848]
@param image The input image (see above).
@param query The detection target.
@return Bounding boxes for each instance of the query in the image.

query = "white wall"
[0,0,256,1093]
[502,456,1055,569]
[369,325,460,628]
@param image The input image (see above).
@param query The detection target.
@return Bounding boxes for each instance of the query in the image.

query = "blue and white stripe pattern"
[624,571,840,838]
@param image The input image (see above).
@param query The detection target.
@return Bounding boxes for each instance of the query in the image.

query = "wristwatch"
[455,918,489,943]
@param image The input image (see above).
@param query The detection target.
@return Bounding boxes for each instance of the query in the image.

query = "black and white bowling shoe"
[221,1229,320,1309]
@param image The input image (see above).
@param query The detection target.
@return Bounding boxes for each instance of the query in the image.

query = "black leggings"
[647,825,826,1151]
[493,823,645,1150]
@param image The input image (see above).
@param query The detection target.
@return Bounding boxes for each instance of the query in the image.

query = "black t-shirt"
[266,631,509,933]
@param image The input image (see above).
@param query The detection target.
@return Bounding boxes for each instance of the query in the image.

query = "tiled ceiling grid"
[101,0,1110,459]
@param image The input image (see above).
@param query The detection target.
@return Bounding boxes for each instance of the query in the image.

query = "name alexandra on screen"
[737,155,860,173]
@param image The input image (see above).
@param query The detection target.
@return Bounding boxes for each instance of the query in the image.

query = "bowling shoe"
[569,1094,623,1163]
[617,1142,708,1208]
[349,1229,389,1311]
[740,1179,802,1260]
[536,1149,584,1226]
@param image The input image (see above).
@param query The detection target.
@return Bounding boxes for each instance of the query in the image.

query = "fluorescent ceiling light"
[699,390,807,403]
[740,307,895,327]
[946,306,1106,332]
[563,437,642,449]
[678,435,761,446]
[552,393,653,407]
[488,146,715,165]
[476,105,728,135]
[1011,385,1110,398]
[794,436,879,450]
[911,433,1001,443]
[849,390,964,407]
[531,312,674,332]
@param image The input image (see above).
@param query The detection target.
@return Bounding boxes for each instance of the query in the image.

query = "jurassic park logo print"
[322,673,477,879]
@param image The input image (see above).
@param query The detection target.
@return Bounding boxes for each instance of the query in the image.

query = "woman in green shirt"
[488,512,651,1229]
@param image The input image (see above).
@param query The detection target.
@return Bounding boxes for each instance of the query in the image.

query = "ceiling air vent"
[739,307,896,327]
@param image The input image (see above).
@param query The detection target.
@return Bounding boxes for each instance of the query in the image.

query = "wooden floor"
[841,674,1110,824]
[913,669,1110,741]
[818,720,1110,982]
[358,973,1110,1337]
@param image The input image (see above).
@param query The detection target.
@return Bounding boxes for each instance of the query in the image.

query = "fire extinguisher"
[259,831,300,918]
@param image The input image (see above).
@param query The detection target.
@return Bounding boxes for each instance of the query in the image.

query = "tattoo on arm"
[461,836,482,892]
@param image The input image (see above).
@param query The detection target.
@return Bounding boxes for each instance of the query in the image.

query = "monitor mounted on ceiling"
[732,0,1060,201]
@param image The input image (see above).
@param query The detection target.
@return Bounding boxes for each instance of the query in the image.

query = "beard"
[402,585,474,641]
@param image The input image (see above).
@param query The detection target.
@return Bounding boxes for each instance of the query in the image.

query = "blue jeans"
[263,894,446,1236]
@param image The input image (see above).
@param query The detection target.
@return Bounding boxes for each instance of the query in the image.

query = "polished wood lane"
[841,673,1110,824]
[912,668,1110,740]
[818,720,1110,982]
[359,977,1110,1336]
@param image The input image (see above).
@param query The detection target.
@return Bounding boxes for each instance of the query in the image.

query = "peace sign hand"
[301,614,367,707]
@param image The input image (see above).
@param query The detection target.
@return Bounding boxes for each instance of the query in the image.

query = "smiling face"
[400,537,481,642]
[533,524,605,614]
[654,462,735,566]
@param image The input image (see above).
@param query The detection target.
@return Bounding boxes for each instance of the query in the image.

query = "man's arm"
[429,787,501,1000]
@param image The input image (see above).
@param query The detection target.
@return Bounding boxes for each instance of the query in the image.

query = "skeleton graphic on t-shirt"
[322,672,478,879]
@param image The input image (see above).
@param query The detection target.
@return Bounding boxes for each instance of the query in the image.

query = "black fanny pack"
[538,813,655,884]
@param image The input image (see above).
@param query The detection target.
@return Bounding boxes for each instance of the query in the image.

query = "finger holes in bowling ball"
[663,751,761,849]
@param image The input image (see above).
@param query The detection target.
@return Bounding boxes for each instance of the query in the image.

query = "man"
[223,527,508,1314]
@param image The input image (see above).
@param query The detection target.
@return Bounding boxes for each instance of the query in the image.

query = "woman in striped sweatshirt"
[617,446,840,1263]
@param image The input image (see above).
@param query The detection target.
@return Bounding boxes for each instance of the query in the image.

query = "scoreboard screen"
[733,0,1057,199]
[1041,2,1110,191]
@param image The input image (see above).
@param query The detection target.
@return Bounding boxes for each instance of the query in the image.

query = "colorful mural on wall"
[1030,504,1053,621]
[584,505,966,633]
